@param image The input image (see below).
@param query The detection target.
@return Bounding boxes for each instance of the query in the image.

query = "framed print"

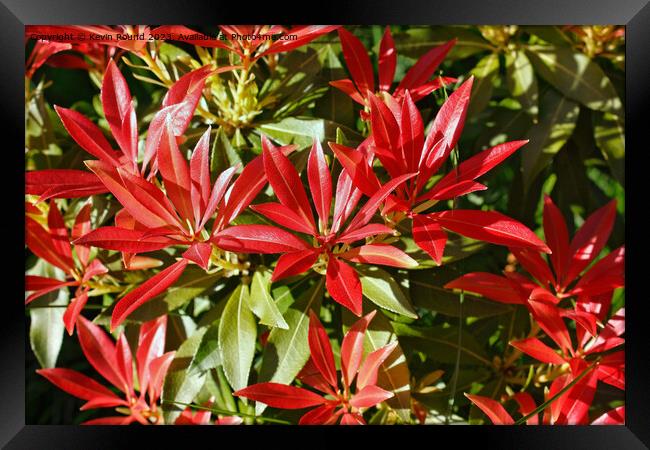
[2,0,649,448]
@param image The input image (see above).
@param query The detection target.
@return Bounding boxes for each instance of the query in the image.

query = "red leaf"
[72,203,92,267]
[262,136,316,234]
[25,276,77,304]
[158,117,193,223]
[76,316,126,392]
[182,242,213,270]
[234,382,326,409]
[464,394,514,425]
[420,180,487,202]
[54,106,121,165]
[427,140,528,198]
[396,39,455,95]
[298,404,338,425]
[378,27,397,92]
[26,216,74,273]
[340,311,376,387]
[326,257,362,316]
[412,214,448,264]
[340,413,366,425]
[115,333,134,396]
[331,169,363,234]
[74,226,177,253]
[592,406,625,425]
[86,160,183,230]
[510,247,555,287]
[26,169,108,200]
[308,140,332,230]
[338,28,374,95]
[356,342,398,390]
[63,290,89,335]
[350,385,393,408]
[162,65,214,136]
[570,246,624,297]
[216,145,299,231]
[336,223,395,244]
[510,337,566,365]
[148,351,176,404]
[111,259,188,330]
[400,91,425,173]
[564,200,617,286]
[251,203,316,235]
[512,392,539,425]
[556,369,599,425]
[46,201,72,263]
[432,209,551,253]
[102,60,137,168]
[343,173,416,234]
[368,94,400,158]
[528,288,573,355]
[338,243,418,268]
[308,310,339,388]
[543,195,570,283]
[262,25,340,56]
[190,127,212,227]
[271,249,320,282]
[213,225,310,254]
[444,272,527,304]
[328,142,381,197]
[423,77,473,172]
[137,315,167,397]
[329,78,365,104]
[37,368,122,402]
[200,164,239,231]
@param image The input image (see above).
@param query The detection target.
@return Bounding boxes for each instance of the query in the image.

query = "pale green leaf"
[358,266,417,319]
[218,284,257,391]
[249,269,289,329]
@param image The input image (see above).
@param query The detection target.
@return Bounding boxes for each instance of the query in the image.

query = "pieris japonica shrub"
[25,25,624,425]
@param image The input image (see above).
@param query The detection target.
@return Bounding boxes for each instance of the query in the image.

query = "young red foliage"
[234,310,396,424]
[332,27,457,117]
[331,80,548,265]
[213,137,417,316]
[38,316,175,425]
[26,202,108,334]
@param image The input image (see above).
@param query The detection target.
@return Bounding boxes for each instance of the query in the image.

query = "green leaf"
[393,26,493,60]
[312,45,355,126]
[162,326,209,424]
[505,49,538,118]
[27,261,68,368]
[358,266,417,319]
[522,26,573,47]
[249,268,289,329]
[257,117,361,149]
[257,278,324,414]
[218,284,257,391]
[343,307,412,422]
[210,126,242,177]
[392,322,491,366]
[193,322,221,373]
[526,45,622,116]
[467,53,500,116]
[593,111,625,185]
[521,88,580,189]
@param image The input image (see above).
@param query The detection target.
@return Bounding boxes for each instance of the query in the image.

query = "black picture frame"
[3,1,648,448]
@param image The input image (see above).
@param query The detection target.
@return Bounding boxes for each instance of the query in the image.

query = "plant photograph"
[25,24,625,425]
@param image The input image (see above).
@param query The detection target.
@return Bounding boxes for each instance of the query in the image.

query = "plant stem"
[514,360,599,425]
[445,290,464,424]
